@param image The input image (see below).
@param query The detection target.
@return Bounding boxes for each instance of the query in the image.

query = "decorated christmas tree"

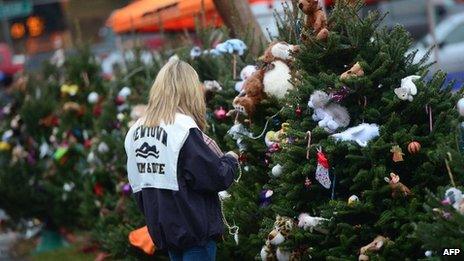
[216,0,464,260]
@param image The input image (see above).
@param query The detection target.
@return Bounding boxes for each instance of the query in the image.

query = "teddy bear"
[298,0,329,41]
[232,41,298,117]
[261,42,299,99]
[358,235,389,261]
[232,68,266,117]
[308,90,350,133]
[384,173,412,198]
[235,65,257,93]
[340,62,365,80]
[394,75,420,101]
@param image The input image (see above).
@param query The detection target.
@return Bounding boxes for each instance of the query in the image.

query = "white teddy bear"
[394,75,421,101]
[308,90,350,133]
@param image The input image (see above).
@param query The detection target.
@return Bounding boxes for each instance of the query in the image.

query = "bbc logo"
[442,248,462,256]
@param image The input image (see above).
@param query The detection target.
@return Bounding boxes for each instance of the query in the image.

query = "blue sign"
[0,0,32,19]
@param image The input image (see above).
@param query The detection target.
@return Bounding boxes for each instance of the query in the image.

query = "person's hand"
[225,151,239,161]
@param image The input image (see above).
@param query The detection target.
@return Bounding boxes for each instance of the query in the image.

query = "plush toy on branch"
[235,65,257,93]
[232,42,297,117]
[358,235,389,261]
[261,42,298,99]
[384,173,411,198]
[297,213,328,233]
[394,75,420,102]
[340,62,365,80]
[308,90,350,133]
[331,123,379,147]
[298,0,329,41]
[260,216,297,261]
[442,187,464,215]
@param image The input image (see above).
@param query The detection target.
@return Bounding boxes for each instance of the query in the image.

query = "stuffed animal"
[261,42,298,99]
[297,213,328,233]
[384,173,412,198]
[442,187,464,214]
[340,62,364,80]
[331,123,380,147]
[232,42,297,116]
[298,0,329,40]
[268,216,293,244]
[227,122,253,151]
[308,90,350,132]
[394,75,420,101]
[232,68,266,116]
[260,216,296,261]
[457,98,464,117]
[359,235,389,261]
[203,80,223,102]
[215,39,248,56]
[190,46,202,58]
[235,65,257,92]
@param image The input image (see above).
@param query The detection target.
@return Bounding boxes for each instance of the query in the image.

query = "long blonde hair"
[144,58,207,130]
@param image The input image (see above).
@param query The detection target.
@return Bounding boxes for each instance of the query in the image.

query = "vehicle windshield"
[418,14,464,47]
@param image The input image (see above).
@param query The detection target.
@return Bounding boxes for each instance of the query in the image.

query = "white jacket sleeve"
[125,125,142,193]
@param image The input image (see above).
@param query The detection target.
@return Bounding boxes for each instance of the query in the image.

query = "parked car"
[374,0,464,40]
[413,12,464,73]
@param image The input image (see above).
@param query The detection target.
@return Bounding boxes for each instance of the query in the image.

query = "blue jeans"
[168,240,217,261]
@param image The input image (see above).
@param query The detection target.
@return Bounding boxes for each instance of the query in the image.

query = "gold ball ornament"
[407,141,421,154]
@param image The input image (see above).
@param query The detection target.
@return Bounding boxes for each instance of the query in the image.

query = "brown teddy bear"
[340,62,365,80]
[232,68,266,117]
[232,41,298,117]
[298,0,329,41]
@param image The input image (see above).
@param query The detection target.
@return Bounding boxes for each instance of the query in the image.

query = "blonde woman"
[124,58,238,261]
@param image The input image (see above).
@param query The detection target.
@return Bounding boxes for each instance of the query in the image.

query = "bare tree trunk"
[212,0,268,55]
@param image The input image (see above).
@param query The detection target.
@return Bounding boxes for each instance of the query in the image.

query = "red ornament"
[93,183,104,197]
[84,139,92,149]
[93,104,102,117]
[115,96,125,106]
[39,114,60,127]
[295,105,302,117]
[214,107,227,120]
[238,153,247,163]
[269,143,281,153]
[407,141,421,154]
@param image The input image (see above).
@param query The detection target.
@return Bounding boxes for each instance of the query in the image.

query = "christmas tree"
[217,0,464,260]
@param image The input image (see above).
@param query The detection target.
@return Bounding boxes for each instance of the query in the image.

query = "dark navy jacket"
[133,128,237,251]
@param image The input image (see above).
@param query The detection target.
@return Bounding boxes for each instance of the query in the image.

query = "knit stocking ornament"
[315,149,331,189]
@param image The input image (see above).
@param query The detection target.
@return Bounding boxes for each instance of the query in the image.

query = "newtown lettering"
[133,125,168,146]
